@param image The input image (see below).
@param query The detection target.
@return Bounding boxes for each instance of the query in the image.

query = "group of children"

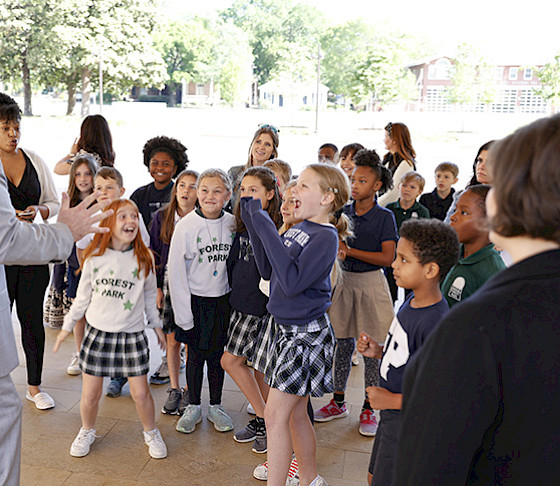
[40,120,512,486]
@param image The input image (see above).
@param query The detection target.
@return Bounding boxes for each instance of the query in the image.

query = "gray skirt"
[329,269,394,342]
[80,323,150,377]
[225,309,264,360]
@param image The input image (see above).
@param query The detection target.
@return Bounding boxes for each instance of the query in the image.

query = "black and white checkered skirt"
[161,269,179,335]
[265,314,335,397]
[252,313,275,375]
[80,323,150,377]
[225,310,264,359]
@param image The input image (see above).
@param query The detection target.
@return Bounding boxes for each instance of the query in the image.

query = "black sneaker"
[161,388,183,415]
[233,417,259,443]
[252,420,267,454]
[149,357,170,385]
[106,377,128,398]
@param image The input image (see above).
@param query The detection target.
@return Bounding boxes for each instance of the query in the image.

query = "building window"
[428,59,451,80]
[508,67,518,80]
[524,68,533,80]
[195,83,205,96]
[495,67,504,80]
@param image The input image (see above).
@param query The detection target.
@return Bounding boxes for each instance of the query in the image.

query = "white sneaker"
[70,427,97,457]
[67,352,81,375]
[309,476,328,486]
[25,391,55,410]
[253,458,299,484]
[143,428,167,459]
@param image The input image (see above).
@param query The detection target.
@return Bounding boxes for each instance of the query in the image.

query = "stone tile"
[20,464,71,486]
[62,472,150,486]
[343,450,373,481]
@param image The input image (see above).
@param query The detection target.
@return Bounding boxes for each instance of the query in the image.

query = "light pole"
[315,42,321,133]
[98,44,103,114]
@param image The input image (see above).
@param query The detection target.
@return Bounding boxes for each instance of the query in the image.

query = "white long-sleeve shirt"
[168,210,235,331]
[62,247,162,333]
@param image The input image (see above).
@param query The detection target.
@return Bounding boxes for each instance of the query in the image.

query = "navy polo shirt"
[342,202,398,273]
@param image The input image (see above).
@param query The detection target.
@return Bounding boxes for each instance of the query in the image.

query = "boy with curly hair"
[357,218,459,486]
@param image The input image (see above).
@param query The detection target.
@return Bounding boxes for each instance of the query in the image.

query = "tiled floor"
[13,315,373,485]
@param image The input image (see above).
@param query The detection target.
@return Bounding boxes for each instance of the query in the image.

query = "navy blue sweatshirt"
[240,197,337,327]
[227,231,268,317]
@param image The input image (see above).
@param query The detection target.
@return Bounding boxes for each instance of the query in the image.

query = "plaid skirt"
[161,269,179,335]
[80,323,150,377]
[225,310,264,360]
[252,313,275,375]
[265,314,335,397]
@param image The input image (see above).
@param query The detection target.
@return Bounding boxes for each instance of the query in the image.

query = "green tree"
[55,0,166,115]
[319,20,376,102]
[448,44,496,108]
[221,0,322,85]
[155,18,214,107]
[534,54,560,111]
[0,1,69,115]
[352,35,416,107]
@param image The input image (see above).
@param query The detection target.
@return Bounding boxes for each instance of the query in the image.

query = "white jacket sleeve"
[25,149,60,218]
[167,221,194,331]
[63,259,93,332]
[378,160,415,207]
[144,260,163,329]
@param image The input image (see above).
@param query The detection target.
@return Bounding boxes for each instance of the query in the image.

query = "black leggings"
[6,265,50,386]
[186,345,225,406]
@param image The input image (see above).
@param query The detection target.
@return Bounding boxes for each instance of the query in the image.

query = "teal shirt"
[386,200,430,230]
[441,243,506,308]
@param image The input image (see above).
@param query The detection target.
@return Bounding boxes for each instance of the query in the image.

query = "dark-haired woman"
[378,122,416,207]
[54,114,115,176]
[0,93,59,410]
[444,140,495,223]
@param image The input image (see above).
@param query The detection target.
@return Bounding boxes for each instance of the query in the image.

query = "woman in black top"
[0,93,60,410]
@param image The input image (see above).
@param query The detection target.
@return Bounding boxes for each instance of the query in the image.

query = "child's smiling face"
[112,204,139,250]
[149,151,176,187]
[197,176,230,219]
[74,162,94,195]
[291,168,332,222]
[281,187,300,226]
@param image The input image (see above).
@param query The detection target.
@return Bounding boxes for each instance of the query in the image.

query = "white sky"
[163,0,560,64]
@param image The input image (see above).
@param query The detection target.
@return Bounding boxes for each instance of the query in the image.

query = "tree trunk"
[22,51,32,116]
[81,67,92,116]
[66,80,76,116]
[168,84,177,107]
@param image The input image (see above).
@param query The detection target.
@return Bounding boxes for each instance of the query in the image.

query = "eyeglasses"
[385,122,393,135]
[259,123,280,134]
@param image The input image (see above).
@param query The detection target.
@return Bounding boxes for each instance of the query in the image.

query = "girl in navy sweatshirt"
[222,166,281,455]
[241,164,351,486]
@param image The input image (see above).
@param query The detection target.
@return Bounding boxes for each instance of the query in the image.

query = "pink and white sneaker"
[359,408,378,436]
[253,457,299,484]
[313,399,349,422]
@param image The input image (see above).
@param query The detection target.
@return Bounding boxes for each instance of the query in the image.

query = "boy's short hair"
[435,162,459,178]
[340,143,365,159]
[95,166,123,188]
[488,114,560,244]
[400,170,425,191]
[319,143,338,153]
[464,184,491,217]
[400,219,460,281]
[264,158,292,184]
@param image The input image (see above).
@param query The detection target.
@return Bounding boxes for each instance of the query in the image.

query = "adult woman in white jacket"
[378,122,417,207]
[0,93,60,410]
